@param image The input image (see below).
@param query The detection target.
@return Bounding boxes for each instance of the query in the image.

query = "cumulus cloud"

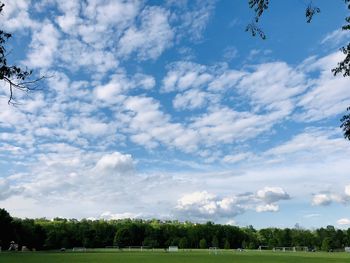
[58,39,118,74]
[312,193,346,206]
[311,185,350,207]
[175,191,244,222]
[173,89,213,110]
[256,187,290,204]
[94,152,134,174]
[175,187,290,221]
[312,194,332,206]
[162,62,213,93]
[337,218,350,226]
[0,0,38,31]
[3,151,135,204]
[94,73,155,103]
[24,22,60,69]
[118,6,174,60]
[123,96,200,152]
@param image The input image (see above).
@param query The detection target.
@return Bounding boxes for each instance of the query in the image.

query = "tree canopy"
[1,208,350,251]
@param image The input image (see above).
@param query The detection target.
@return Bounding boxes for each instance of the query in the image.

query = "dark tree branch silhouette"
[332,1,350,78]
[246,0,350,140]
[341,107,350,140]
[0,2,43,105]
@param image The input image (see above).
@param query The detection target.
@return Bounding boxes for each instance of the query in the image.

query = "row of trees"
[1,209,350,251]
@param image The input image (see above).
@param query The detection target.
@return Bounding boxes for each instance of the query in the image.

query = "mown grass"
[0,250,349,263]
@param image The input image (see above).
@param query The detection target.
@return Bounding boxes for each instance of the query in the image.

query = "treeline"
[1,208,350,251]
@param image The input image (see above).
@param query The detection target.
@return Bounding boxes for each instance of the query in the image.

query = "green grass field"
[0,250,349,263]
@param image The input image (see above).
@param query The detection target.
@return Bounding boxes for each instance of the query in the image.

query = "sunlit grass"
[1,250,350,263]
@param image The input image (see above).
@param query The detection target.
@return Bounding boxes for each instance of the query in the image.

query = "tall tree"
[0,208,14,248]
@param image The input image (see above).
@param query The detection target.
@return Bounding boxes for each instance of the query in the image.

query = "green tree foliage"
[143,237,159,248]
[114,227,132,247]
[179,237,188,249]
[341,107,350,140]
[211,235,219,247]
[321,237,332,251]
[332,0,350,78]
[224,239,230,249]
[2,208,350,251]
[199,238,207,249]
[0,208,14,248]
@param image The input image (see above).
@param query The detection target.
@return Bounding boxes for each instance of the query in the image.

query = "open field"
[0,250,350,263]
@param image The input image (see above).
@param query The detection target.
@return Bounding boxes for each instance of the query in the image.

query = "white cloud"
[223,153,252,164]
[55,1,81,33]
[95,152,134,174]
[321,29,350,47]
[303,213,321,219]
[312,185,350,206]
[123,96,200,152]
[94,74,131,102]
[0,0,38,31]
[56,0,141,47]
[337,218,350,226]
[175,187,290,221]
[134,74,156,90]
[58,39,118,74]
[296,52,350,121]
[173,89,213,110]
[94,73,155,103]
[172,0,215,42]
[311,193,346,206]
[24,22,60,69]
[312,194,332,206]
[345,185,350,197]
[264,129,349,163]
[1,151,137,207]
[162,62,213,92]
[256,204,279,213]
[237,62,306,113]
[208,70,244,91]
[118,6,174,60]
[175,191,244,222]
[222,46,238,61]
[69,116,112,137]
[256,187,290,204]
[190,107,276,146]
[0,178,22,200]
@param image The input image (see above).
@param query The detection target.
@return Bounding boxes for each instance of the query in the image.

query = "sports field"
[0,250,349,263]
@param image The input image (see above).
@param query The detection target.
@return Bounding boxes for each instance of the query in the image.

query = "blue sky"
[1,0,350,228]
